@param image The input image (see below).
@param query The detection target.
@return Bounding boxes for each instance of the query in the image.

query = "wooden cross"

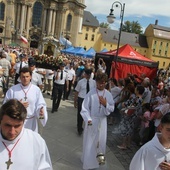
[6,158,13,170]
[24,96,27,101]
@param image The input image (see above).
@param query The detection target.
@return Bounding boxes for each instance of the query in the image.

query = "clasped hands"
[159,161,170,170]
[98,96,107,107]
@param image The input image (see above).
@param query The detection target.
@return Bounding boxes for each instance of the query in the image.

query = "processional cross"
[6,158,13,170]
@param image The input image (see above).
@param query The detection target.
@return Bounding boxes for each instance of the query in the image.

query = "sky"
[85,0,170,32]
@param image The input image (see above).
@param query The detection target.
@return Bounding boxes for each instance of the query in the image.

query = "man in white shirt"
[0,51,11,92]
[43,69,54,95]
[63,62,76,100]
[28,58,43,89]
[74,68,96,135]
[14,54,28,84]
[51,62,68,113]
[0,99,52,170]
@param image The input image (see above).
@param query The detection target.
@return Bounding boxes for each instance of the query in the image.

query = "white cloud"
[85,0,170,18]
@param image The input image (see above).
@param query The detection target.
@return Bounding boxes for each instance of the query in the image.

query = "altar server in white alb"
[0,99,52,170]
[130,112,170,170]
[4,67,48,132]
[80,72,115,170]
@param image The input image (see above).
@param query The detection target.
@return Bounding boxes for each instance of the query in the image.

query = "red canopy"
[104,44,154,62]
[95,44,159,80]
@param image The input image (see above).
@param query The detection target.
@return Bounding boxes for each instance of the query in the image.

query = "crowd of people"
[1,45,170,169]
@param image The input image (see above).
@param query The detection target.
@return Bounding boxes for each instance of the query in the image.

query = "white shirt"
[0,76,3,87]
[75,78,96,98]
[36,68,46,79]
[67,68,75,81]
[31,70,43,86]
[14,61,28,74]
[45,69,54,80]
[110,86,122,103]
[0,128,52,170]
[54,70,68,85]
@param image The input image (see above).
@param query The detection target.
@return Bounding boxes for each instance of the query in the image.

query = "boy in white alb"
[4,67,48,132]
[130,112,170,170]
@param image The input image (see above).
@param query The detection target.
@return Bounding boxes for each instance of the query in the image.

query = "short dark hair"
[0,99,27,121]
[96,72,108,82]
[110,78,118,86]
[161,112,170,125]
[19,67,32,76]
[136,85,145,95]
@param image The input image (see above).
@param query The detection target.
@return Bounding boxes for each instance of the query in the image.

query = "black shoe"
[78,130,83,136]
[47,92,51,95]
[42,90,46,93]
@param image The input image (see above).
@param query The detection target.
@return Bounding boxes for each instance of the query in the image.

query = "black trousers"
[63,80,73,100]
[14,73,20,85]
[52,83,64,111]
[77,97,84,132]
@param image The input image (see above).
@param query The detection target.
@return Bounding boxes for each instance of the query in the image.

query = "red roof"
[104,44,154,62]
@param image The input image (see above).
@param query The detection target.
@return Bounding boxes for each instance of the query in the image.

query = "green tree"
[122,20,143,34]
[100,22,110,29]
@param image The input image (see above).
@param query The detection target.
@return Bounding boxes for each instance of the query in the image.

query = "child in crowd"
[139,103,151,145]
[150,87,162,110]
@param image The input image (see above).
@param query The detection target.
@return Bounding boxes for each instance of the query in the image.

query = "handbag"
[124,106,136,116]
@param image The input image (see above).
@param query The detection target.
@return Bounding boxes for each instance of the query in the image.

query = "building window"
[92,28,95,32]
[159,50,161,55]
[0,2,5,21]
[32,2,43,27]
[0,27,3,33]
[163,62,165,67]
[153,49,155,54]
[154,41,157,45]
[110,44,112,47]
[91,34,94,41]
[104,43,106,46]
[66,14,72,31]
[165,51,167,56]
[167,43,169,47]
[85,33,88,40]
[160,42,163,46]
[86,27,89,31]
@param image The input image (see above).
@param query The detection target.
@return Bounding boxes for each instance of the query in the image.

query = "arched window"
[91,34,94,41]
[32,2,43,27]
[85,33,88,40]
[0,2,5,21]
[66,14,72,31]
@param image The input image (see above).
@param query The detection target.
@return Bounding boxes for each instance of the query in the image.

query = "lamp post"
[107,1,125,78]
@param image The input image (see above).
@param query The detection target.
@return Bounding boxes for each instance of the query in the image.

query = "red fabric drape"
[111,62,157,80]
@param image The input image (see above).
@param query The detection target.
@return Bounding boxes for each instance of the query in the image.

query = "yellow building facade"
[79,12,170,69]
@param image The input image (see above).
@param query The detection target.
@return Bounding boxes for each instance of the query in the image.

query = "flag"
[20,35,28,44]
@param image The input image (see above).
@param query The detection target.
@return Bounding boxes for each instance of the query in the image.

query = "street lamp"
[107,1,125,77]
